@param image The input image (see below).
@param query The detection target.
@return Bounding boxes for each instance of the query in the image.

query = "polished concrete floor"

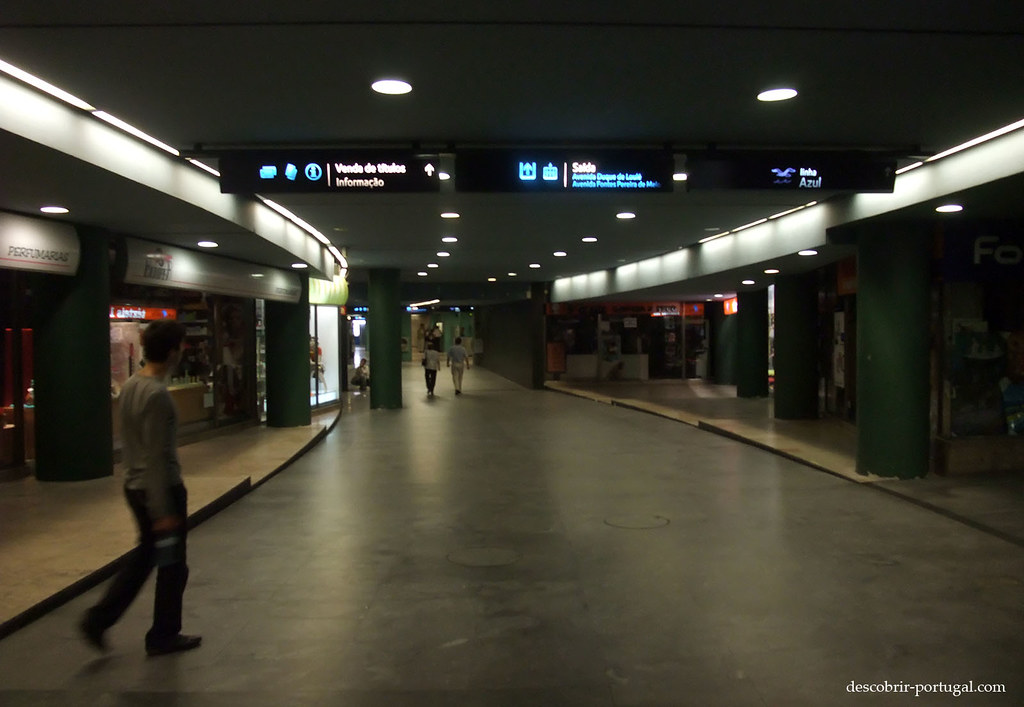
[1,365,1023,705]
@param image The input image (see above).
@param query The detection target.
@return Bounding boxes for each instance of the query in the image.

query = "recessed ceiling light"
[39,206,69,214]
[197,241,218,248]
[436,251,450,257]
[427,263,439,268]
[441,236,458,243]
[581,236,598,243]
[417,271,428,276]
[704,227,721,231]
[508,272,518,277]
[553,251,567,257]
[250,273,265,279]
[487,277,497,282]
[798,249,818,256]
[441,212,460,219]
[936,204,964,213]
[764,268,780,274]
[742,279,756,285]
[529,263,541,269]
[371,79,412,95]
[673,172,688,182]
[758,87,798,102]
[714,294,724,298]
[438,171,451,181]
[291,263,308,269]
[616,211,636,220]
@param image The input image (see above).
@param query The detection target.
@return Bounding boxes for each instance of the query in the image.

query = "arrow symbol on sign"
[424,163,435,177]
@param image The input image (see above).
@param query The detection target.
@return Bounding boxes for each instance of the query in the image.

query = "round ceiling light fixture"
[936,204,964,213]
[581,236,598,243]
[758,87,798,102]
[529,263,541,269]
[441,236,458,243]
[798,249,818,256]
[742,279,756,285]
[764,268,780,274]
[417,271,428,277]
[371,79,412,95]
[436,251,450,257]
[616,211,636,220]
[440,212,460,219]
[40,205,69,214]
[197,241,219,248]
[487,277,497,282]
[291,263,308,269]
[553,251,567,257]
[427,263,439,268]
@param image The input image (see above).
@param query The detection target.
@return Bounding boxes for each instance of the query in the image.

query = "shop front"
[308,270,348,407]
[937,223,1024,474]
[113,238,302,441]
[0,211,79,475]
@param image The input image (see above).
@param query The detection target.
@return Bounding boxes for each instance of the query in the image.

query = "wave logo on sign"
[771,167,796,184]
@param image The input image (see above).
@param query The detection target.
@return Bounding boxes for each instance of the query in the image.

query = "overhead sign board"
[686,152,896,192]
[124,238,302,303]
[0,211,80,276]
[456,149,673,192]
[219,150,441,193]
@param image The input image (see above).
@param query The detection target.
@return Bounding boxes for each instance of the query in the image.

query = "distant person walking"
[424,343,441,396]
[447,337,470,395]
[80,320,202,656]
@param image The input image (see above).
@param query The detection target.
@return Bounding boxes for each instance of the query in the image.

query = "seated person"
[351,358,370,390]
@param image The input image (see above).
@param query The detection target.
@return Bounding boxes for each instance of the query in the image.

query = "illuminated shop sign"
[0,211,80,276]
[723,297,739,315]
[218,150,441,193]
[942,225,1024,281]
[456,149,672,192]
[686,152,896,192]
[109,306,178,321]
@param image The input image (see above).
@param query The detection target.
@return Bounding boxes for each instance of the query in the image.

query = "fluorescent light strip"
[698,232,730,244]
[410,298,440,308]
[0,58,96,111]
[186,158,221,177]
[258,197,331,245]
[731,218,768,234]
[328,246,348,268]
[896,161,923,175]
[926,118,1024,163]
[91,111,180,156]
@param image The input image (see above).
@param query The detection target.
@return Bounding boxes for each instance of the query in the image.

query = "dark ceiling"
[2,2,1023,302]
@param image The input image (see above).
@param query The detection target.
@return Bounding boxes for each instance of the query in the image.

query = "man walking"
[80,320,201,656]
[447,336,470,395]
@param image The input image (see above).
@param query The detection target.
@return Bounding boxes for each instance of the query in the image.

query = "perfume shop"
[0,212,80,472]
[110,238,302,444]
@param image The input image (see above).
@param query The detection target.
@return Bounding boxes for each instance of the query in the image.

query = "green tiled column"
[856,227,931,478]
[736,289,770,398]
[33,227,113,481]
[368,268,403,409]
[266,277,312,427]
[774,272,819,419]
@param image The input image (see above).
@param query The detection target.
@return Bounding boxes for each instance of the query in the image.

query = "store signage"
[456,149,672,192]
[109,306,178,321]
[124,239,302,303]
[218,150,441,193]
[723,297,739,315]
[0,211,80,276]
[682,303,705,317]
[686,152,896,192]
[942,225,1024,281]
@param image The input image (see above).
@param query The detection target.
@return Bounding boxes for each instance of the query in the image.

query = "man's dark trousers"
[86,484,189,646]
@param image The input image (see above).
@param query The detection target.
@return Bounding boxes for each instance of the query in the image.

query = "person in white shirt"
[447,337,470,395]
[424,343,441,396]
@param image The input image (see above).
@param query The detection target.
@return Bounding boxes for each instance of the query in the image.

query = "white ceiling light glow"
[529,263,541,269]
[758,87,798,102]
[487,277,497,282]
[581,236,598,243]
[764,268,780,274]
[197,241,218,248]
[673,172,688,181]
[436,251,450,257]
[427,263,439,268]
[616,211,636,220]
[371,79,412,95]
[92,111,180,156]
[438,171,451,180]
[508,272,518,277]
[39,206,69,214]
[742,280,756,285]
[441,236,458,243]
[291,263,308,269]
[417,271,428,277]
[798,249,818,256]
[936,204,964,213]
[553,251,567,257]
[440,212,460,219]
[0,58,96,111]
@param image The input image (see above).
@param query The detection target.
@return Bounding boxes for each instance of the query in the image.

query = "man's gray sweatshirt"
[120,373,182,519]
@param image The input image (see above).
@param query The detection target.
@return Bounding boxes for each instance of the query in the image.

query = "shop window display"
[309,305,340,406]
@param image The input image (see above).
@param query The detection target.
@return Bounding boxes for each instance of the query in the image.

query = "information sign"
[686,152,896,192]
[456,149,672,192]
[219,151,440,193]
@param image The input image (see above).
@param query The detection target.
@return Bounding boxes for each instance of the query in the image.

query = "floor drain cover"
[604,514,670,530]
[447,547,520,567]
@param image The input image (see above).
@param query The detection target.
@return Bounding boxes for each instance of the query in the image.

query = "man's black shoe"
[79,615,108,652]
[146,634,202,656]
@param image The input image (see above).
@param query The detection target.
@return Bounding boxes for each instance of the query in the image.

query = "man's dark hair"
[142,320,187,363]
[455,337,462,345]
